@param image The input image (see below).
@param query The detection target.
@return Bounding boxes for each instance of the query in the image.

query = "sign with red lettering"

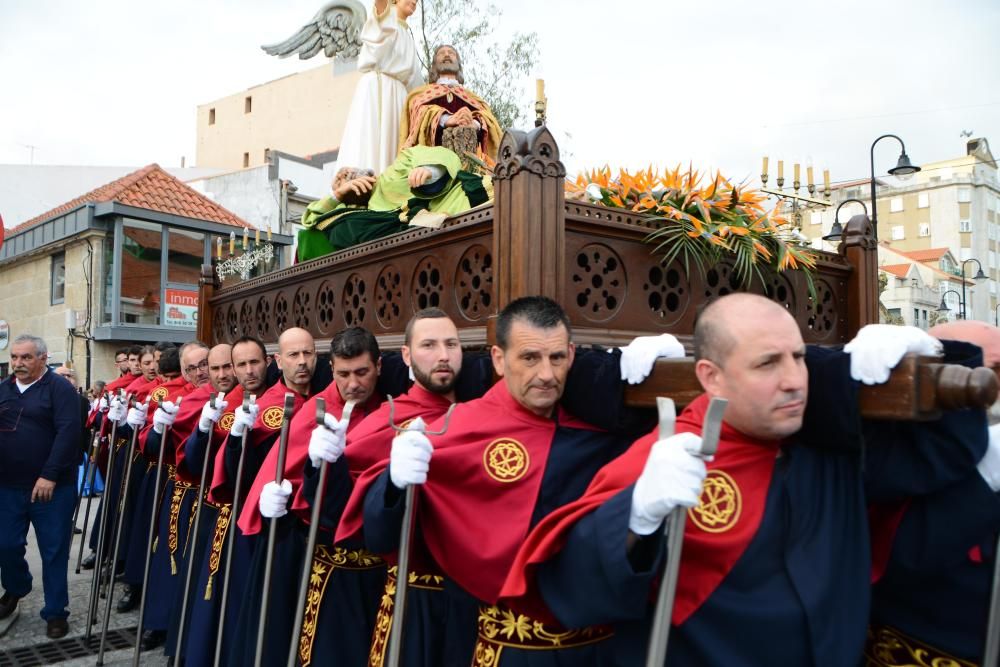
[165,289,199,328]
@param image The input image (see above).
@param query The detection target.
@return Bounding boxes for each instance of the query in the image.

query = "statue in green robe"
[297,146,492,262]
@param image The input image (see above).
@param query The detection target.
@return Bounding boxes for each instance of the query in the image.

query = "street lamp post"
[937,289,964,321]
[822,198,869,243]
[960,258,988,320]
[870,135,921,242]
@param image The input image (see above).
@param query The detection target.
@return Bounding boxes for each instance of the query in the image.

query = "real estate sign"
[165,289,198,328]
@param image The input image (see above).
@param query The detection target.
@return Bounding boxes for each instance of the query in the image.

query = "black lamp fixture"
[937,289,963,318]
[822,198,869,243]
[870,134,921,242]
[959,257,988,320]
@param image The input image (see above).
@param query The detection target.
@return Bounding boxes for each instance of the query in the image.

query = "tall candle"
[255,228,260,244]
[823,169,831,192]
[777,160,784,180]
[217,237,222,259]
[242,227,248,250]
[229,232,235,255]
[807,166,814,187]
[536,79,545,103]
[762,156,769,177]
[267,227,272,242]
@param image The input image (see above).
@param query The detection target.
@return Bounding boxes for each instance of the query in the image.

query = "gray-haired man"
[0,335,81,639]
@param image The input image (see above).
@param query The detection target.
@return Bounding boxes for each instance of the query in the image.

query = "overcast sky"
[2,0,998,193]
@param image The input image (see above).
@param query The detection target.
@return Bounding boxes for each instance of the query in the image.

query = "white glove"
[618,334,686,384]
[629,432,708,535]
[230,403,260,437]
[389,417,431,489]
[308,413,349,467]
[978,423,1000,492]
[125,403,149,429]
[844,324,942,385]
[98,396,109,413]
[152,401,179,435]
[107,396,128,426]
[198,397,229,433]
[259,479,292,518]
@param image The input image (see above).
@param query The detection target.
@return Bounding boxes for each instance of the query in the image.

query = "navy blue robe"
[871,471,1000,662]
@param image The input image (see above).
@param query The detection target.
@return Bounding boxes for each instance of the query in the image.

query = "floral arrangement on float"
[566,165,817,288]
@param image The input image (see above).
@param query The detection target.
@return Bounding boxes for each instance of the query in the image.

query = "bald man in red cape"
[498,296,987,667]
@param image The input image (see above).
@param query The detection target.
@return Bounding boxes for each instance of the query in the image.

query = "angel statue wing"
[261,0,367,60]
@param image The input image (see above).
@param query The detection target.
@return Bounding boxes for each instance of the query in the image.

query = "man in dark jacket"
[0,335,82,639]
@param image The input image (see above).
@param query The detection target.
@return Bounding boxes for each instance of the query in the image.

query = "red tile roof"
[879,263,914,279]
[897,248,950,262]
[11,164,252,234]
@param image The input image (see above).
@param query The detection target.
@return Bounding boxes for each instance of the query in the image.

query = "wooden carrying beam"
[623,355,998,420]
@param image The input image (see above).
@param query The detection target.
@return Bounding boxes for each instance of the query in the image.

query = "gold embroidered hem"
[204,503,232,600]
[471,604,612,665]
[367,565,445,667]
[167,478,193,576]
[151,464,176,554]
[297,546,385,667]
[863,623,977,667]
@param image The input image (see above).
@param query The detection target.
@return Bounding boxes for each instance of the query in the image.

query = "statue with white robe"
[262,0,422,174]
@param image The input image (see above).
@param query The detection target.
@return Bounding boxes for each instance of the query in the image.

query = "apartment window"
[50,253,66,305]
[208,108,216,125]
[918,192,929,208]
[810,211,822,225]
[958,188,972,203]
[960,219,972,233]
[918,223,930,237]
[891,225,905,240]
[245,96,252,114]
[890,197,904,213]
[243,152,250,168]
[913,308,919,323]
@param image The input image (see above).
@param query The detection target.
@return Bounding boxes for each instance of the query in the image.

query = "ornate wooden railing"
[198,127,878,350]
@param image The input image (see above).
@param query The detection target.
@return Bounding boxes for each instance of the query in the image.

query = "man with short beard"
[284,310,468,667]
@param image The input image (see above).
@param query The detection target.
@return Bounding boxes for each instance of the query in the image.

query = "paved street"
[0,490,168,666]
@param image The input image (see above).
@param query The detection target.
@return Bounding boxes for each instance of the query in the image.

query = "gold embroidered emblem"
[483,438,530,483]
[689,469,741,533]
[398,418,415,430]
[150,387,169,403]
[261,406,284,430]
[218,412,235,432]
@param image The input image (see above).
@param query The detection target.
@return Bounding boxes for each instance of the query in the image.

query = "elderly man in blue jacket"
[0,334,81,639]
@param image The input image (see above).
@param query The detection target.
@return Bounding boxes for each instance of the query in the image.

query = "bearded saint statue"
[398,44,502,167]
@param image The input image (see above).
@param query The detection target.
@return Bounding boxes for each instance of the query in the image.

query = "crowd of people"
[0,295,997,666]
